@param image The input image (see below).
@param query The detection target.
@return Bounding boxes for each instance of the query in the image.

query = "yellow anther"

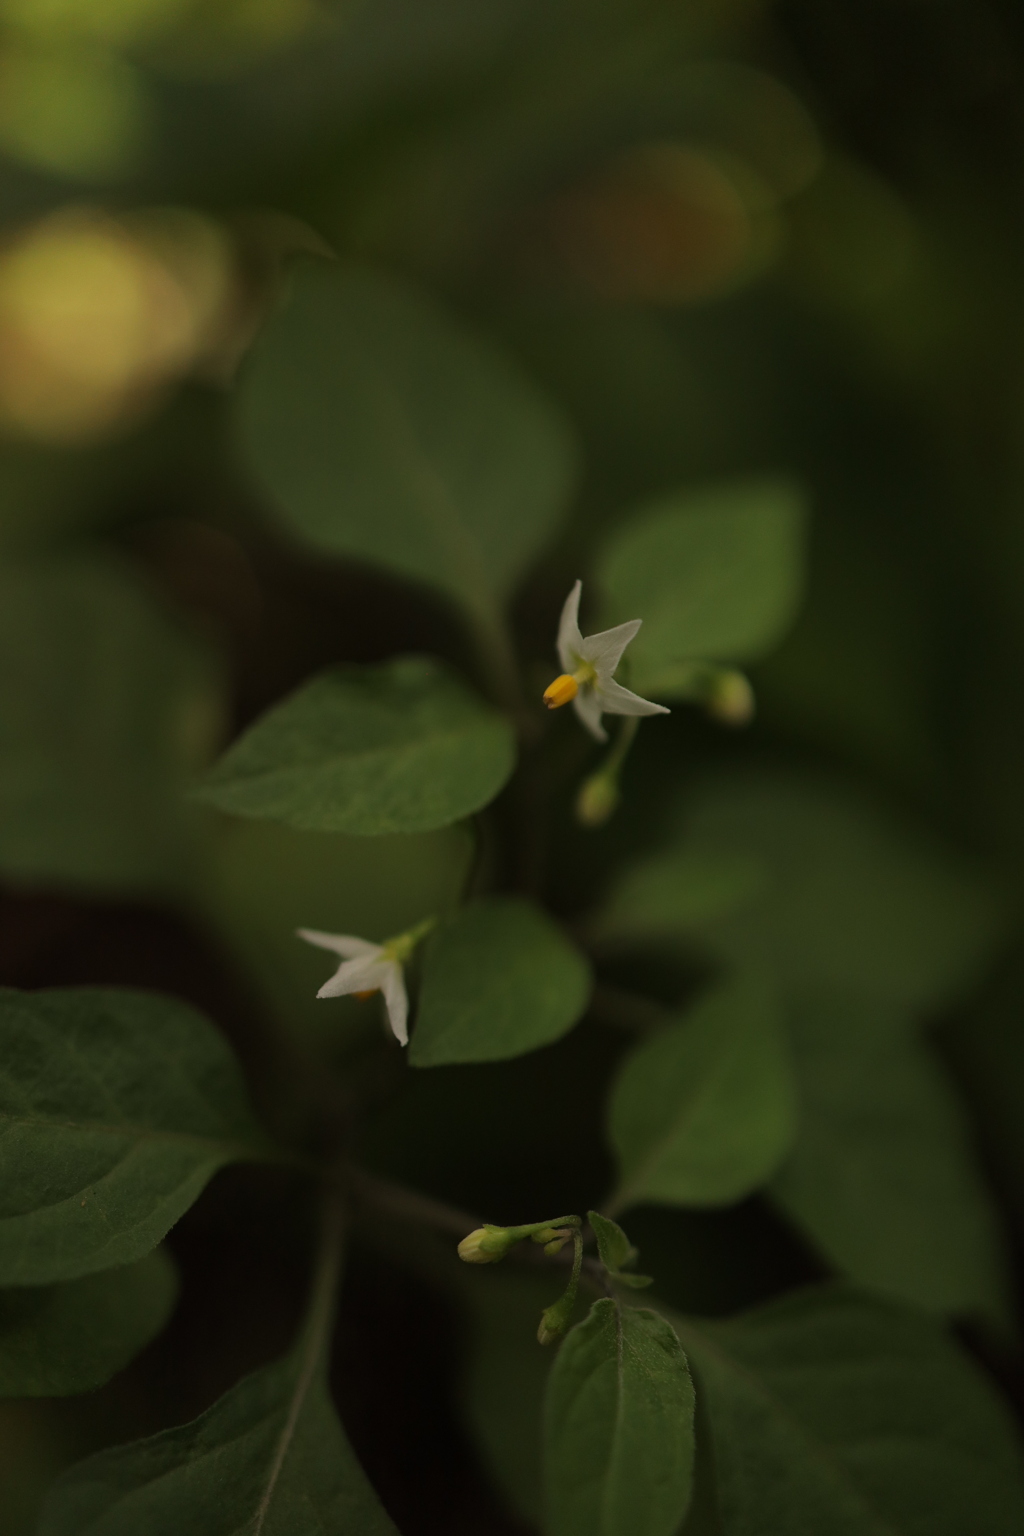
[543,673,579,709]
[354,989,378,1001]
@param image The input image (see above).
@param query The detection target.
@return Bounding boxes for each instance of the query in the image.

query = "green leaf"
[37,1344,398,1535]
[772,992,1010,1323]
[607,977,797,1212]
[409,896,591,1066]
[596,478,806,696]
[544,1298,695,1536]
[0,1249,178,1397]
[0,555,217,895]
[0,988,273,1285]
[596,849,765,943]
[682,772,1003,1008]
[587,1211,635,1273]
[194,656,515,836]
[237,263,577,627]
[673,1286,1024,1536]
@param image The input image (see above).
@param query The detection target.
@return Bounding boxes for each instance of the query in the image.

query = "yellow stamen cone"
[544,673,578,709]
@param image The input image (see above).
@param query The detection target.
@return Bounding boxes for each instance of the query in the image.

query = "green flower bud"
[457,1225,515,1264]
[706,669,754,727]
[537,1296,573,1345]
[575,771,620,827]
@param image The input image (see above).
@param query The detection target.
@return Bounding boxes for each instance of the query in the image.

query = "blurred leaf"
[596,848,765,942]
[37,1341,398,1535]
[587,1211,635,1273]
[544,1298,695,1536]
[410,896,591,1066]
[607,977,796,1212]
[237,263,577,630]
[195,656,515,836]
[0,1249,178,1398]
[460,1267,555,1525]
[674,1287,1024,1536]
[682,772,1003,1008]
[772,992,1010,1324]
[0,555,218,896]
[596,479,806,696]
[202,818,470,1040]
[0,988,273,1286]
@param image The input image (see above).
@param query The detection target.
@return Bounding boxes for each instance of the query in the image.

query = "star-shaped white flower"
[297,928,410,1044]
[543,579,670,742]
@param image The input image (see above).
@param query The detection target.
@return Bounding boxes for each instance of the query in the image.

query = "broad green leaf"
[673,1286,1024,1536]
[596,848,765,942]
[409,896,591,1065]
[544,1298,695,1536]
[0,1249,178,1397]
[0,555,218,895]
[237,263,577,628]
[772,992,1010,1323]
[683,772,1003,1008]
[0,988,273,1285]
[37,1344,398,1535]
[596,478,806,696]
[195,656,514,836]
[607,977,796,1211]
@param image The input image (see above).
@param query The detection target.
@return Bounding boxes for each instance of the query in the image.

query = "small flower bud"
[575,771,620,827]
[543,673,579,709]
[706,669,754,727]
[537,1298,572,1345]
[457,1226,515,1264]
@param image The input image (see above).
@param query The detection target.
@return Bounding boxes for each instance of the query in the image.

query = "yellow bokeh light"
[0,207,235,443]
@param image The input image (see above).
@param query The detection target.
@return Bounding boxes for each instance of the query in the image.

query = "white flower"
[297,928,410,1044]
[543,579,670,742]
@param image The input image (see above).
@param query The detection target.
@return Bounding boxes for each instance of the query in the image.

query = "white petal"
[381,964,409,1045]
[297,928,381,961]
[579,618,642,678]
[596,677,671,718]
[316,955,389,1000]
[556,580,585,671]
[573,688,608,741]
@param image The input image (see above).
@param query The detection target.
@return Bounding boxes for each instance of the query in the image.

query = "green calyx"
[382,915,437,965]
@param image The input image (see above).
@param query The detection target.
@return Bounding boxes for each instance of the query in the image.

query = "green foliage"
[237,263,577,628]
[410,896,591,1065]
[0,988,273,1285]
[0,555,216,894]
[596,848,765,941]
[605,772,1001,1009]
[459,1267,556,1525]
[773,993,1010,1323]
[607,977,797,1211]
[596,479,806,697]
[36,1344,398,1535]
[544,1298,696,1536]
[195,656,515,836]
[0,1250,178,1398]
[587,1212,652,1287]
[675,1287,1024,1536]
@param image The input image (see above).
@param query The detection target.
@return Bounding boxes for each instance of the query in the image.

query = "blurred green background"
[4,1,1024,1530]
